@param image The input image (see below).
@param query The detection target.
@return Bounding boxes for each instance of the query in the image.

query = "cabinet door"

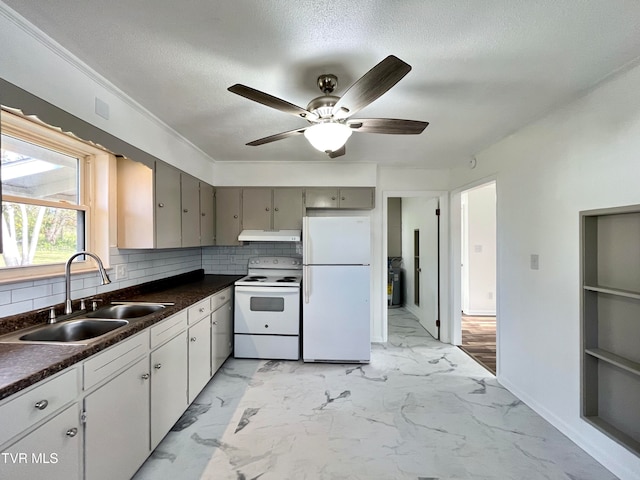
[242,188,272,230]
[304,188,339,208]
[200,183,215,246]
[273,188,303,229]
[3,404,81,480]
[339,187,374,209]
[181,174,201,247]
[212,302,233,374]
[188,318,211,403]
[155,162,182,248]
[215,188,242,245]
[150,331,188,449]
[85,356,150,480]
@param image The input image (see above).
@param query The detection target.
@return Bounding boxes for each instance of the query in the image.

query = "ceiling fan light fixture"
[303,122,352,153]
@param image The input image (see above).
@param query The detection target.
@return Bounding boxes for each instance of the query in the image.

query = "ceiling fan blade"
[331,55,412,119]
[328,146,346,158]
[246,127,308,146]
[228,84,318,121]
[348,118,428,135]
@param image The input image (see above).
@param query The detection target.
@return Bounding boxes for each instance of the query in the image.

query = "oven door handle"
[235,286,300,294]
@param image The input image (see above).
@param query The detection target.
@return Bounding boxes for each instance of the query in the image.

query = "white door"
[303,265,370,362]
[304,217,370,265]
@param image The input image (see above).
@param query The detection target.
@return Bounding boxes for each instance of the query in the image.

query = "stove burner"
[277,276,299,283]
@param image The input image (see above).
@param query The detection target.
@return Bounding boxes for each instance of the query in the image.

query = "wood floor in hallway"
[460,314,496,374]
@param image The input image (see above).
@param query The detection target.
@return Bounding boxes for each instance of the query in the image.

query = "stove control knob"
[273,259,279,264]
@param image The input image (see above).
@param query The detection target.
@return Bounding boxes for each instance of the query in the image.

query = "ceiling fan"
[228,55,429,158]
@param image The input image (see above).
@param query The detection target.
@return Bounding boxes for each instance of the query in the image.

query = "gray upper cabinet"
[304,187,375,210]
[274,188,304,229]
[242,188,272,230]
[155,162,182,248]
[242,187,304,230]
[117,157,215,249]
[215,188,242,245]
[200,183,215,246]
[180,173,201,248]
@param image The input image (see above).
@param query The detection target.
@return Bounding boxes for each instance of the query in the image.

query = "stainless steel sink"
[17,319,128,343]
[86,303,166,319]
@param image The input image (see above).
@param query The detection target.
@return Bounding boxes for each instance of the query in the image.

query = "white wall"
[463,183,496,315]
[450,62,640,479]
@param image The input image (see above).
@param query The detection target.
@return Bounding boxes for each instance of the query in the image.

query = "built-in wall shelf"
[581,204,640,457]
[583,285,640,300]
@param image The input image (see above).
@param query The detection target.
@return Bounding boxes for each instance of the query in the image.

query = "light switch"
[530,254,539,270]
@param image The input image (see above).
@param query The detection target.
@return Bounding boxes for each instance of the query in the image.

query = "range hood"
[238,229,301,242]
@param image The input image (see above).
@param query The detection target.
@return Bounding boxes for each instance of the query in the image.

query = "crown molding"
[0,2,215,163]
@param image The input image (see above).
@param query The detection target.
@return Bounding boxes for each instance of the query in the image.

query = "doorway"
[458,181,497,374]
[384,194,443,341]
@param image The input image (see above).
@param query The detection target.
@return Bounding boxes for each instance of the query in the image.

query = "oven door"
[234,286,300,335]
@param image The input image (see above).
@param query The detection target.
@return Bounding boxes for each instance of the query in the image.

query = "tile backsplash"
[1,243,301,318]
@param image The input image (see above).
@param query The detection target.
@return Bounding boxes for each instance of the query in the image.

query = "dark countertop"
[0,272,241,401]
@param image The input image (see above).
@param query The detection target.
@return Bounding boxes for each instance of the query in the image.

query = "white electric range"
[233,256,302,360]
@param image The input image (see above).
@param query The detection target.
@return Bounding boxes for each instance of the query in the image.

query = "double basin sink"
[0,303,172,345]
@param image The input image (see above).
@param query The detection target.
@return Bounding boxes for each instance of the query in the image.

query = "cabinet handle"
[274,207,279,211]
[199,307,205,313]
[34,400,49,410]
[233,214,238,219]
[265,207,270,211]
[154,363,162,370]
[183,208,189,213]
[201,212,206,216]
[212,321,218,326]
[221,296,226,301]
[331,196,336,200]
[66,428,78,438]
[264,324,269,329]
[158,203,164,208]
[141,373,150,380]
[190,336,197,342]
[341,197,346,201]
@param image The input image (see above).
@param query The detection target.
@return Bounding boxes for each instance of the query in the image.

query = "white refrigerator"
[302,216,371,363]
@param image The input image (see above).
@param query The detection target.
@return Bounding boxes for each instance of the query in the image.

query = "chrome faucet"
[64,251,112,315]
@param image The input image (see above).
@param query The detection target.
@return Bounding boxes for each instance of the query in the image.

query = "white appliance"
[302,216,371,363]
[234,256,302,360]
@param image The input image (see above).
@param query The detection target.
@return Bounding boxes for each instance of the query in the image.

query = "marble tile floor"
[132,308,616,480]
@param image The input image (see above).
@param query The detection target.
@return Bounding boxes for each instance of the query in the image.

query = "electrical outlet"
[116,264,128,280]
[530,254,539,270]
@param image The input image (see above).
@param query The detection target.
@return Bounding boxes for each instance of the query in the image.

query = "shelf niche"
[581,205,640,457]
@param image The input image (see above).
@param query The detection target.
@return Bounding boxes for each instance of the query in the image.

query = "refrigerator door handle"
[304,266,310,304]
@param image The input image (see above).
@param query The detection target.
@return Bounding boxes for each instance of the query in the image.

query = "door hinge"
[436,319,441,327]
[435,208,441,216]
[81,410,87,424]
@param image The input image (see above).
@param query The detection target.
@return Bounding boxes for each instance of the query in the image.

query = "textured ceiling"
[4,0,640,168]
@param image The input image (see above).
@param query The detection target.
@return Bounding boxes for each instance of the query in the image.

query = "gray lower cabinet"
[84,356,150,480]
[150,331,188,449]
[212,301,233,373]
[581,204,640,456]
[215,187,242,245]
[304,187,374,209]
[2,404,82,480]
[188,317,212,403]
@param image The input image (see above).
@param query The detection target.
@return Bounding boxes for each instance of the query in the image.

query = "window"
[1,109,113,282]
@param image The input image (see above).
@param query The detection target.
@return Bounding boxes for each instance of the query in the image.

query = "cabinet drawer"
[0,368,78,446]
[83,331,148,390]
[211,287,232,312]
[188,298,212,325]
[150,310,188,349]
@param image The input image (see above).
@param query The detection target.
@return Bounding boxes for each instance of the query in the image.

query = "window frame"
[1,109,113,283]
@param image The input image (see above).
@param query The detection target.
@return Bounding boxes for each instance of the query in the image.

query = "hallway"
[133,308,614,479]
